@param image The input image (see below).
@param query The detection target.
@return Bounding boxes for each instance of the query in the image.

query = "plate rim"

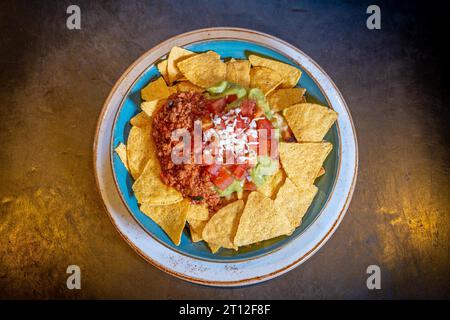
[93,27,358,286]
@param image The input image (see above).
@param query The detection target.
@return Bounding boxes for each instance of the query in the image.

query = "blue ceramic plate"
[95,28,357,285]
[111,39,339,262]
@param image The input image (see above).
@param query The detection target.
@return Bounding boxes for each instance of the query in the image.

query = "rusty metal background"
[0,0,448,299]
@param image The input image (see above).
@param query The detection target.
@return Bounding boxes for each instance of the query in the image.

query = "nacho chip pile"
[113,46,338,254]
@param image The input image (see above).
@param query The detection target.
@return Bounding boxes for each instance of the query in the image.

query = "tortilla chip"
[283,103,338,142]
[140,99,164,118]
[167,46,196,84]
[250,67,283,96]
[176,81,204,93]
[208,243,221,254]
[132,155,182,205]
[168,85,178,95]
[156,59,169,84]
[257,169,285,199]
[188,219,208,242]
[279,142,332,188]
[130,111,151,128]
[141,77,171,101]
[140,199,189,246]
[226,59,251,87]
[275,178,318,228]
[202,200,244,250]
[316,167,325,178]
[177,51,227,88]
[267,88,306,112]
[249,55,301,88]
[234,192,293,246]
[114,143,128,170]
[127,125,154,179]
[187,203,210,221]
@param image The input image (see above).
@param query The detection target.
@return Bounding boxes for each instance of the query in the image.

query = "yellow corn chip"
[249,55,301,88]
[226,59,251,87]
[188,219,208,242]
[279,142,332,188]
[127,125,153,179]
[234,192,292,246]
[274,178,318,228]
[202,200,244,251]
[140,199,189,246]
[208,243,221,254]
[140,99,164,118]
[316,167,325,178]
[168,85,178,95]
[176,81,204,93]
[187,203,210,221]
[141,77,171,101]
[114,143,128,170]
[130,111,151,128]
[177,51,227,88]
[257,169,285,199]
[283,103,338,142]
[167,46,196,84]
[250,67,283,95]
[132,155,182,205]
[156,59,169,84]
[267,88,306,112]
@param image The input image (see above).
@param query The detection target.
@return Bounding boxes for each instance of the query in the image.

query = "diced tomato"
[206,98,227,114]
[214,121,225,130]
[232,164,248,180]
[206,164,222,176]
[256,118,273,131]
[235,115,248,129]
[226,94,238,104]
[254,107,264,118]
[212,167,234,190]
[227,164,236,170]
[244,181,257,191]
[258,137,270,156]
[255,118,272,156]
[240,99,256,117]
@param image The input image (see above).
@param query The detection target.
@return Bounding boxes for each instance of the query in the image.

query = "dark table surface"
[0,0,449,299]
